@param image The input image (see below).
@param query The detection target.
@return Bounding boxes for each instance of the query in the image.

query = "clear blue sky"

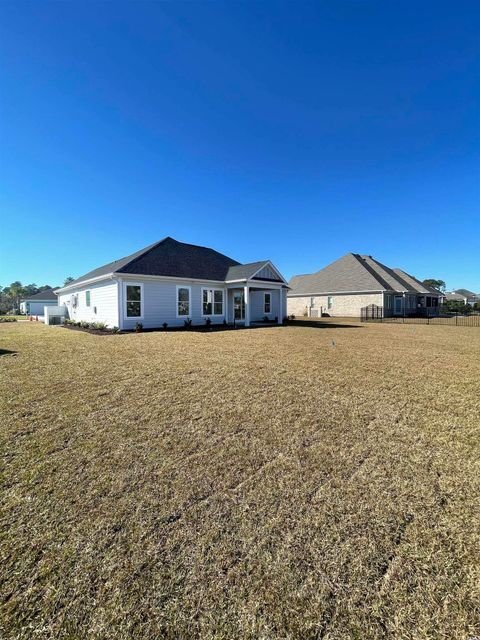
[1,1,479,290]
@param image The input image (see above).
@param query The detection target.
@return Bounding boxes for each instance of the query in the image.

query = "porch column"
[244,285,250,327]
[278,288,283,323]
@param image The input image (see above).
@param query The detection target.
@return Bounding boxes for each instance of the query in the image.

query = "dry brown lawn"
[1,321,479,640]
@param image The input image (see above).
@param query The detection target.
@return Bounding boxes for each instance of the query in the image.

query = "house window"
[177,287,190,316]
[126,285,142,317]
[86,290,91,307]
[202,288,224,315]
[327,296,333,309]
[264,293,271,314]
[310,297,315,308]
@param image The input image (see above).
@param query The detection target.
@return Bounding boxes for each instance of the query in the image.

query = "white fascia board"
[226,279,284,288]
[287,289,387,297]
[54,273,115,294]
[118,273,226,285]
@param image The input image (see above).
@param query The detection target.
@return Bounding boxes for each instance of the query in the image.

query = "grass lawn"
[1,321,479,639]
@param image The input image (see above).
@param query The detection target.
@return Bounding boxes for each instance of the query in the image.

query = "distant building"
[20,289,58,315]
[445,289,478,306]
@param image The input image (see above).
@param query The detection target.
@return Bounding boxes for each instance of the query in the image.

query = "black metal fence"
[361,304,480,327]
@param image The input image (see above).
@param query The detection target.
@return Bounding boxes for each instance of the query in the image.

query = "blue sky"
[0,1,479,290]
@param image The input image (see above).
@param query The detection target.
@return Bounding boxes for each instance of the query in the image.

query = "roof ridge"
[393,267,436,293]
[364,256,416,292]
[351,254,392,291]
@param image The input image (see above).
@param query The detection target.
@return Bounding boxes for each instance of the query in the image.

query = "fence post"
[456,312,458,326]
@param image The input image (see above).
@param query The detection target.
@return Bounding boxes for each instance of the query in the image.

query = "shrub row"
[0,317,17,323]
[64,319,119,333]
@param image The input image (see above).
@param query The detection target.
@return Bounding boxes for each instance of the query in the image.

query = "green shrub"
[135,322,143,333]
[0,317,17,323]
[91,322,107,331]
[205,317,212,327]
[111,326,119,333]
[162,322,168,330]
[184,318,192,328]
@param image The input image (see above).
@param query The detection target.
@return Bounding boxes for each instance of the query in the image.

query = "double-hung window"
[202,288,223,316]
[177,287,190,316]
[327,296,333,310]
[126,285,142,317]
[86,290,91,307]
[264,293,271,314]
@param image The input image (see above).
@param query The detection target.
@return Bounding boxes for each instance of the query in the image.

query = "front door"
[394,296,403,315]
[233,291,245,320]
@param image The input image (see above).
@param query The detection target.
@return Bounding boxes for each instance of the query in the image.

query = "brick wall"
[287,292,384,317]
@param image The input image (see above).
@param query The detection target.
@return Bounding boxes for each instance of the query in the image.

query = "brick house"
[287,253,442,318]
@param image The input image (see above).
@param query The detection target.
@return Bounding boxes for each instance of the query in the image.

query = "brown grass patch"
[1,322,479,639]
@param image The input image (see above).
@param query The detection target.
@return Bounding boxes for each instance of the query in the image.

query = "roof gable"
[225,260,285,283]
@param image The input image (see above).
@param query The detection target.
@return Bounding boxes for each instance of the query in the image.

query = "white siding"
[23,300,58,315]
[120,279,227,330]
[250,289,282,321]
[58,280,119,328]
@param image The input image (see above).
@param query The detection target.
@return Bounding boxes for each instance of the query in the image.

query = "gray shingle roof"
[288,253,443,296]
[453,288,476,298]
[22,288,58,302]
[225,261,270,281]
[445,292,467,301]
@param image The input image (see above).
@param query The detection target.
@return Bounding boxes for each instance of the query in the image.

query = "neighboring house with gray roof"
[288,254,442,318]
[445,289,478,305]
[55,237,288,329]
[20,288,58,316]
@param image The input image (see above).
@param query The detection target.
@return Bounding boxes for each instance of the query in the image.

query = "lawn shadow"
[0,348,18,357]
[286,320,362,329]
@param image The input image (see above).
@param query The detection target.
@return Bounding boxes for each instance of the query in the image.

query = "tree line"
[0,277,74,314]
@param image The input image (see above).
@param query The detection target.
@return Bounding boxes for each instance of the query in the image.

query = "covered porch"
[226,284,286,327]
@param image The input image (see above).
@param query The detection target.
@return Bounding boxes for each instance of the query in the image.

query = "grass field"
[1,321,479,639]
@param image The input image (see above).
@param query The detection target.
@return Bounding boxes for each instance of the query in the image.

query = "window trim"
[176,285,191,318]
[85,290,91,307]
[264,292,272,315]
[123,282,144,320]
[201,287,224,317]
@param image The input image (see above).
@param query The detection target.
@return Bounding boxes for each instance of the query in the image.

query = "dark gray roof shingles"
[22,288,58,301]
[60,237,244,287]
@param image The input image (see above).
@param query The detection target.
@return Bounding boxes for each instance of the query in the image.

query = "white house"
[54,237,288,330]
[20,289,58,315]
